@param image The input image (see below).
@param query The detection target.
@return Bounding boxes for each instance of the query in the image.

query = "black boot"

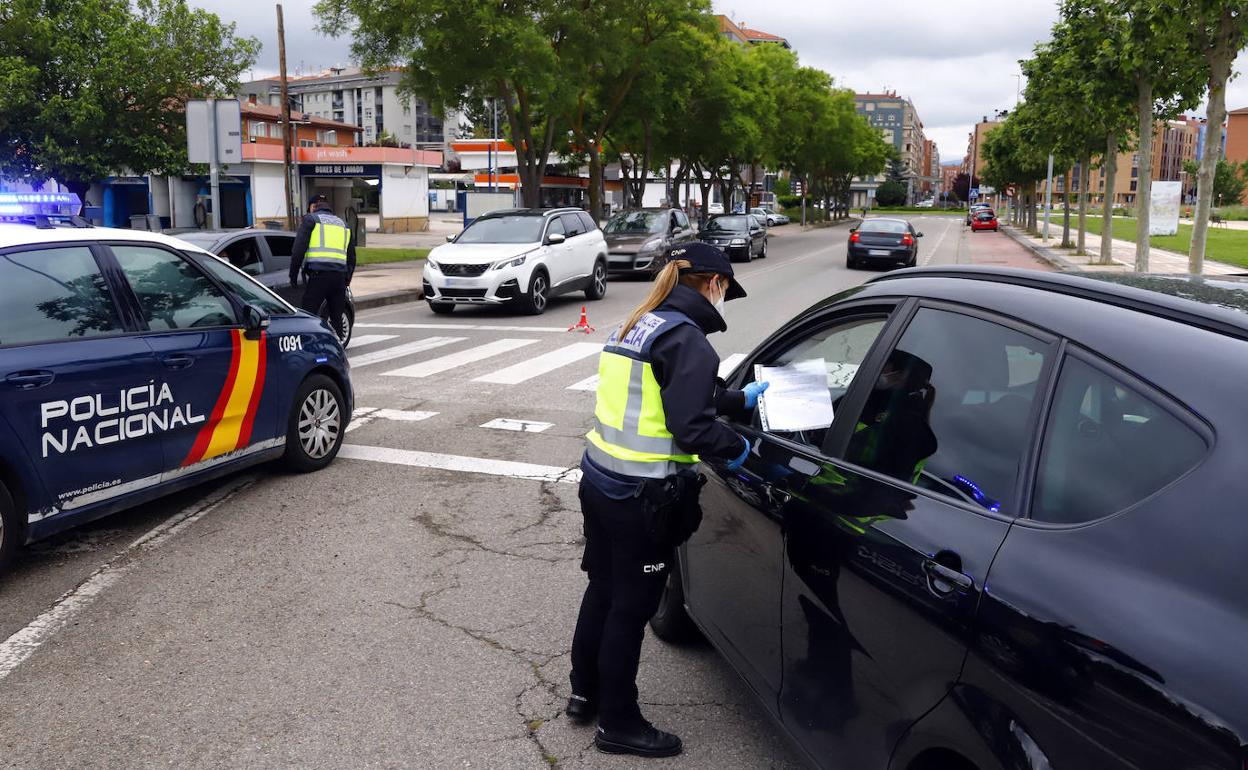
[566,695,597,724]
[595,722,683,758]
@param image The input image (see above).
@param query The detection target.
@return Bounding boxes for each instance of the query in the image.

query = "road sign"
[969,187,980,198]
[186,99,242,230]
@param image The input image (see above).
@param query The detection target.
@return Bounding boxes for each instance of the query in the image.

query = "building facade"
[852,92,932,206]
[241,68,458,152]
[1081,117,1203,206]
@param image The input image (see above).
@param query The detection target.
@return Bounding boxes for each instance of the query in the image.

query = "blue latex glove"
[725,437,751,471]
[743,380,770,409]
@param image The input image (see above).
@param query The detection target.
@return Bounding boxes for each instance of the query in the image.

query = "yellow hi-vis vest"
[305,212,351,270]
[585,311,701,479]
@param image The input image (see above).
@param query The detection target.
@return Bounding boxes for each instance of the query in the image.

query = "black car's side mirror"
[917,232,925,237]
[243,303,270,339]
[850,227,858,233]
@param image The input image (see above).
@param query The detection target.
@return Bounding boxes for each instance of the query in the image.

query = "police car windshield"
[604,211,664,235]
[457,215,545,244]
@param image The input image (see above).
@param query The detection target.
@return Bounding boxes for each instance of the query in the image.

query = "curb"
[354,288,424,310]
[1000,225,1083,272]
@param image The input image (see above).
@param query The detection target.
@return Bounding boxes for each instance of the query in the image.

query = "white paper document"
[754,359,836,432]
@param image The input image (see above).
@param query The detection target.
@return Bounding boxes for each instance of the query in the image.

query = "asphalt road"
[0,215,1028,768]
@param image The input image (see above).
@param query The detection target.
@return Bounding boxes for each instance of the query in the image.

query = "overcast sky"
[208,0,1248,165]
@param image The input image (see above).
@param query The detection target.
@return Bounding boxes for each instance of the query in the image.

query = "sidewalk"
[1001,224,1241,275]
[365,214,462,249]
[351,260,424,309]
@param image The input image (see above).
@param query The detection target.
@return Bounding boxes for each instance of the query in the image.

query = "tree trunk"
[585,143,604,222]
[1191,24,1236,273]
[1099,132,1119,265]
[1077,152,1090,256]
[1061,168,1072,247]
[1134,78,1154,272]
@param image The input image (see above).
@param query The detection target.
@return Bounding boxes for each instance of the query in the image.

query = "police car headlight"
[730,238,747,246]
[493,254,527,270]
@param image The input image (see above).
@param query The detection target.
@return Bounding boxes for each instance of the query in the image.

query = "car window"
[1032,356,1206,524]
[604,211,661,234]
[561,213,585,237]
[264,235,294,258]
[861,220,908,234]
[218,236,263,275]
[457,215,545,244]
[194,252,292,316]
[110,245,237,330]
[546,216,566,240]
[577,212,598,233]
[745,316,889,451]
[705,216,747,232]
[675,211,690,229]
[0,246,123,346]
[843,307,1050,514]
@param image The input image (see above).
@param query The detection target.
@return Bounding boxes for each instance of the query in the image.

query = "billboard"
[186,99,242,165]
[1150,181,1182,236]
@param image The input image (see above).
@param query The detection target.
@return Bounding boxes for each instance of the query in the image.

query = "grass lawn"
[870,207,964,216]
[1079,218,1248,269]
[356,247,430,265]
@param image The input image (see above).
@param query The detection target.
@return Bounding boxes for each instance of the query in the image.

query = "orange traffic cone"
[568,305,596,334]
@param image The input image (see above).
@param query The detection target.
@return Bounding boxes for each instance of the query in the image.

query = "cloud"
[194,0,356,79]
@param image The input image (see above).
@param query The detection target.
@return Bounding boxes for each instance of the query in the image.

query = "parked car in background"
[177,229,357,346]
[602,208,696,275]
[971,210,1000,232]
[708,202,725,215]
[652,265,1248,770]
[846,217,921,269]
[751,207,789,227]
[700,214,768,262]
[916,199,935,208]
[423,208,607,315]
[966,202,992,224]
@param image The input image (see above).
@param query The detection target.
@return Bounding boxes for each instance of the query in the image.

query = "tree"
[951,172,976,203]
[885,158,908,184]
[874,180,907,207]
[1186,2,1248,272]
[0,0,258,206]
[1184,158,1248,207]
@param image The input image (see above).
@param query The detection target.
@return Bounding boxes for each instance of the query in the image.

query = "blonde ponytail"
[620,259,689,337]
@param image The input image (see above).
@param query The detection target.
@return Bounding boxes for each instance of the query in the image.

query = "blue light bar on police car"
[0,192,82,218]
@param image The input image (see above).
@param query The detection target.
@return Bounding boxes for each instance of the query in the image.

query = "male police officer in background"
[290,194,355,336]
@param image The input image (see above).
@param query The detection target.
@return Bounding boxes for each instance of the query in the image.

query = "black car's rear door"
[777,302,1055,768]
[684,303,899,718]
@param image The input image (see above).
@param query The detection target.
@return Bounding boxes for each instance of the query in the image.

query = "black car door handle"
[159,354,195,371]
[923,558,974,596]
[761,482,792,506]
[5,370,55,390]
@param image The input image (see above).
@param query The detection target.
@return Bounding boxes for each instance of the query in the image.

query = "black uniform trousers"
[570,479,674,731]
[300,269,348,334]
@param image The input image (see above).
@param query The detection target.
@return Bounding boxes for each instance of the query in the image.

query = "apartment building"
[852,91,933,205]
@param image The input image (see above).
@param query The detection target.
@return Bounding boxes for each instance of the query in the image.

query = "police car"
[0,193,353,573]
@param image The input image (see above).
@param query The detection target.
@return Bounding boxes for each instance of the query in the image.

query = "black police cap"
[667,241,747,300]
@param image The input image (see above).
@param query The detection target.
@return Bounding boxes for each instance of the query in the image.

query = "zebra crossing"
[346,325,751,393]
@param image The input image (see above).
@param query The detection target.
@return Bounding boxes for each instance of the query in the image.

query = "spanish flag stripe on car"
[182,331,267,466]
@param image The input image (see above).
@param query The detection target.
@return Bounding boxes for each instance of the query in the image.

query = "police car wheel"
[0,482,18,574]
[283,375,345,472]
[649,563,701,644]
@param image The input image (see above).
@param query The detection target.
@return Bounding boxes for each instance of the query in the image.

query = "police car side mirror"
[242,304,270,338]
[546,232,567,245]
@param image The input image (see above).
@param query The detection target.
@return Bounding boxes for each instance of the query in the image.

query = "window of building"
[1130,180,1138,191]
[0,246,123,346]
[865,103,876,111]
[1031,356,1206,524]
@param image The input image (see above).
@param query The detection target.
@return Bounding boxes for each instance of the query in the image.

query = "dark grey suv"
[602,208,696,274]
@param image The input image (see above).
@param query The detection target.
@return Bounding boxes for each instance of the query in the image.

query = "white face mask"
[712,281,727,319]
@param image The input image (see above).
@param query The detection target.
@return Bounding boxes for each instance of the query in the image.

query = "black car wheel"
[846,254,858,270]
[585,259,607,301]
[282,374,346,473]
[519,270,549,315]
[318,303,354,347]
[759,239,768,259]
[649,563,701,643]
[428,301,455,315]
[0,481,18,575]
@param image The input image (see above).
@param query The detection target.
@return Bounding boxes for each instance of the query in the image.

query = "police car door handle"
[5,370,55,390]
[159,354,195,371]
[922,558,973,596]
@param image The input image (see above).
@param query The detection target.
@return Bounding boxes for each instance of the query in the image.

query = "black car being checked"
[651,266,1248,770]
[699,213,768,262]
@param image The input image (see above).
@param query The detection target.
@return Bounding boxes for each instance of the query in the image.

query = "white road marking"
[480,418,554,433]
[0,479,252,683]
[339,444,580,484]
[347,334,398,349]
[922,216,957,266]
[346,407,439,433]
[567,374,600,391]
[349,337,465,368]
[718,353,747,377]
[356,322,568,333]
[383,338,539,379]
[473,342,601,385]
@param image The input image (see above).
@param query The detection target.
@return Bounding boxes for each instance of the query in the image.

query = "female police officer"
[567,241,768,757]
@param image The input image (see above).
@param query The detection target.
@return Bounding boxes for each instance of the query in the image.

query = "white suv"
[423,208,609,315]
